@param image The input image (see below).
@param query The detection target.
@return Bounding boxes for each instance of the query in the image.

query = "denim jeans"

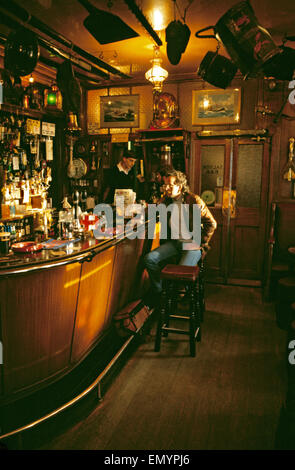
[143,240,202,295]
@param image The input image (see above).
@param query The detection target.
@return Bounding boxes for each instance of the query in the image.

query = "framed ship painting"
[100,95,139,128]
[192,88,241,125]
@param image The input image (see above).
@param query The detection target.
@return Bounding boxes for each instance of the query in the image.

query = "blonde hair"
[163,169,190,193]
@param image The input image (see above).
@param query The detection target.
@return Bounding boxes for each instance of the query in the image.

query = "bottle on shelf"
[81,189,87,213]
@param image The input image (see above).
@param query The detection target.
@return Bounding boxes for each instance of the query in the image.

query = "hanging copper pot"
[195,1,283,79]
[262,45,295,81]
[4,27,39,77]
[198,50,238,89]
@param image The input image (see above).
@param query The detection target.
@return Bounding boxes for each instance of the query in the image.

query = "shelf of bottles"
[67,136,111,210]
[0,107,55,241]
[149,141,186,173]
[136,128,190,178]
[0,215,33,245]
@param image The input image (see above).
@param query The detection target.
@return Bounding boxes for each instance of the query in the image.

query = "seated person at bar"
[148,164,174,202]
[103,150,139,203]
[143,169,217,308]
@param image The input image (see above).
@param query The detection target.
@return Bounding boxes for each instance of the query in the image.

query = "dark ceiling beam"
[123,0,162,46]
[37,55,104,86]
[0,34,103,86]
[0,0,131,79]
[37,36,109,79]
[0,9,110,80]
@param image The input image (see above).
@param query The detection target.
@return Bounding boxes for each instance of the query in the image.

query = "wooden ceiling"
[1,0,295,87]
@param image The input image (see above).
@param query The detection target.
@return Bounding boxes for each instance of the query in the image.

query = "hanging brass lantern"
[44,83,62,110]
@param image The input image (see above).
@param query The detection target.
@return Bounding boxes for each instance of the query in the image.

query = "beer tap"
[72,190,80,221]
[72,190,84,236]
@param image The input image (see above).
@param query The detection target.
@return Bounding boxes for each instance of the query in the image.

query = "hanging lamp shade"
[78,0,139,44]
[145,47,168,92]
[166,20,191,65]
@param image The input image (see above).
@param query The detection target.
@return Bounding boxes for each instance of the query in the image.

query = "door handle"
[222,188,236,218]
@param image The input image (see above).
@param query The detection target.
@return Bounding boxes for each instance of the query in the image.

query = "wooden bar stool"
[154,264,202,357]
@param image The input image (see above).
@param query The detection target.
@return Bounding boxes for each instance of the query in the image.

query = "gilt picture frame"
[100,95,139,128]
[192,88,241,125]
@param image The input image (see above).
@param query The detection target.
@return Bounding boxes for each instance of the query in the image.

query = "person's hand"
[136,175,145,183]
[201,245,210,260]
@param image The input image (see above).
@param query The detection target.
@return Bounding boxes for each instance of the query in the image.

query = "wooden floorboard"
[37,284,287,450]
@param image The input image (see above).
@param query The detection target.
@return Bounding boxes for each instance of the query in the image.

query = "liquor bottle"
[10,224,16,244]
[25,217,31,239]
[81,189,87,212]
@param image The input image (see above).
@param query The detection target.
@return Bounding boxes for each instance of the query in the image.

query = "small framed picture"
[100,95,139,128]
[192,88,241,125]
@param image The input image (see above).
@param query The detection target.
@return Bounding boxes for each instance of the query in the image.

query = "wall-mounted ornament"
[150,91,179,129]
[282,137,295,181]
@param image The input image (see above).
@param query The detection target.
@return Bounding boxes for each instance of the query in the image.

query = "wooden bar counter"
[0,220,154,409]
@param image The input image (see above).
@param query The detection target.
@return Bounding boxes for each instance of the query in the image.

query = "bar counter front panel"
[0,221,155,401]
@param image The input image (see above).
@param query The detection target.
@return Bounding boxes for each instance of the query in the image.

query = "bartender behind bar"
[103,149,145,203]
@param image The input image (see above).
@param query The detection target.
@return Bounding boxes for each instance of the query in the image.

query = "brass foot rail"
[0,333,137,443]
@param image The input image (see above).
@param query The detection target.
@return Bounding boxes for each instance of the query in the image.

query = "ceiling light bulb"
[145,46,168,92]
[152,9,164,31]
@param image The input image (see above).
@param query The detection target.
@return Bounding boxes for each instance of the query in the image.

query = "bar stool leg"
[194,277,202,323]
[199,260,205,321]
[155,284,167,352]
[189,285,197,357]
[193,279,202,343]
[163,280,174,337]
[171,281,178,315]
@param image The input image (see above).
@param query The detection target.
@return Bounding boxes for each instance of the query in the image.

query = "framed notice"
[192,88,241,125]
[100,95,139,128]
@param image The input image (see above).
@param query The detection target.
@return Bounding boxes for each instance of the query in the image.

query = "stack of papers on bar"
[42,238,80,250]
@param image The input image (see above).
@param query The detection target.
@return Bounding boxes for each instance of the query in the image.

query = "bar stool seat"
[160,264,200,282]
[154,263,203,357]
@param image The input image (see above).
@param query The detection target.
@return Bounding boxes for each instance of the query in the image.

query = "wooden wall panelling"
[278,117,295,199]
[275,202,295,258]
[192,138,230,282]
[0,262,81,395]
[227,140,270,282]
[104,235,147,329]
[70,246,116,364]
[0,304,3,397]
[204,208,225,282]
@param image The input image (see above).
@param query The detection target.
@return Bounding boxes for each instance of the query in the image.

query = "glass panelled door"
[227,139,269,283]
[194,137,270,285]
